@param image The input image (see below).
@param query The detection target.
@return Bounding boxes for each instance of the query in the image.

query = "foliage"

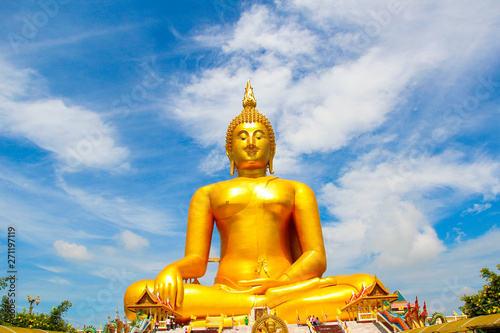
[1,275,75,331]
[0,276,18,325]
[460,264,500,317]
[12,309,47,329]
[46,300,74,331]
[0,277,9,290]
[0,296,75,331]
[0,295,15,324]
[11,302,76,331]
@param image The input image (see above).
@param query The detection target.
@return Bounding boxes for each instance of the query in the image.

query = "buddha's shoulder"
[274,178,316,194]
[270,177,313,190]
[196,176,313,193]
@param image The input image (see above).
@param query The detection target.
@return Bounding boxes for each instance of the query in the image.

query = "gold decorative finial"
[242,79,257,109]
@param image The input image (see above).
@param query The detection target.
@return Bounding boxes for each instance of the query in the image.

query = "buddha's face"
[230,122,274,171]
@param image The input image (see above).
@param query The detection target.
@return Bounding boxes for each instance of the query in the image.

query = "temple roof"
[340,276,398,312]
[394,290,407,302]
[125,285,181,318]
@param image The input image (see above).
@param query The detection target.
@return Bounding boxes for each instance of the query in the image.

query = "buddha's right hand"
[154,264,184,310]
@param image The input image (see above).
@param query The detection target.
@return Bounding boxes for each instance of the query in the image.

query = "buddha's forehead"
[233,122,268,135]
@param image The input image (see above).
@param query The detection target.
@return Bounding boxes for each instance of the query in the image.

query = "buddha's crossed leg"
[124,274,374,322]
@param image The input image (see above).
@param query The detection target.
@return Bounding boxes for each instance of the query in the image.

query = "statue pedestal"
[251,307,270,322]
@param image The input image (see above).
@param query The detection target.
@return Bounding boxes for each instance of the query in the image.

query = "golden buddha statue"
[124,81,375,323]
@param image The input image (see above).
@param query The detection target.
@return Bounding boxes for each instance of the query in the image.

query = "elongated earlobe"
[230,159,235,176]
[226,147,235,176]
[268,146,275,174]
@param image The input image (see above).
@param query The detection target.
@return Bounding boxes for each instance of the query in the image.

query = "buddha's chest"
[210,180,294,221]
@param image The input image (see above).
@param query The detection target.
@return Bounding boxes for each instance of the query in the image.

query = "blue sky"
[1,0,499,328]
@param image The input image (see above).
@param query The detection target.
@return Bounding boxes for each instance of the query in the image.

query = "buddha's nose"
[247,144,256,150]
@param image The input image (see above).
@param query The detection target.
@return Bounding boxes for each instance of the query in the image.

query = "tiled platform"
[336,321,385,333]
[171,321,385,333]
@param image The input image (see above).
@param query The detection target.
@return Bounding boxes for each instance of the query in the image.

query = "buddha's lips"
[244,145,259,156]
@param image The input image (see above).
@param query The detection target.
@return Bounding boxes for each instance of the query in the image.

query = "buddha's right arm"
[154,186,214,308]
[183,185,214,276]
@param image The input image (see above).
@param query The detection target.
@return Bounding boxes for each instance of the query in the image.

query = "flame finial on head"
[242,79,257,109]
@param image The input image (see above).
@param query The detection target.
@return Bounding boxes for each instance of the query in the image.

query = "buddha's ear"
[226,147,235,176]
[268,145,276,175]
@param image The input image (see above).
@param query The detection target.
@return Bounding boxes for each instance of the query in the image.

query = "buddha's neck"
[237,168,267,178]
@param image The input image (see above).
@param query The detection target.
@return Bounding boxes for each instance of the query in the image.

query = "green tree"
[0,276,76,331]
[0,277,17,325]
[12,301,74,332]
[460,264,500,317]
[0,276,16,293]
[46,300,73,331]
[0,277,9,290]
[0,295,14,324]
[13,309,41,329]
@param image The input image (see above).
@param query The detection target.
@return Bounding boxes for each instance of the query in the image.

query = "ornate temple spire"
[242,79,257,109]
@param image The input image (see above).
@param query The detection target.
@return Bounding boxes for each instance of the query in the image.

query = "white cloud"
[37,264,66,273]
[167,1,500,169]
[320,150,499,270]
[446,227,466,243]
[56,178,174,235]
[20,23,150,52]
[199,150,228,175]
[46,277,71,285]
[0,58,36,98]
[54,240,94,261]
[119,230,150,251]
[276,46,443,155]
[0,58,129,172]
[170,62,292,149]
[461,203,492,216]
[377,228,500,314]
[223,5,317,56]
[102,246,118,256]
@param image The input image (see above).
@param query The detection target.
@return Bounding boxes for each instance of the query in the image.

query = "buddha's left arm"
[282,182,327,283]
